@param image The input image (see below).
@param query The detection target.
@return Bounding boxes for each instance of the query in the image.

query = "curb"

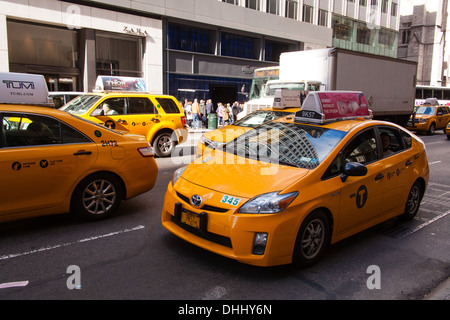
[423,277,450,300]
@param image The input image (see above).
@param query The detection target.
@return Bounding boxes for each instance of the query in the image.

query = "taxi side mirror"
[340,162,368,183]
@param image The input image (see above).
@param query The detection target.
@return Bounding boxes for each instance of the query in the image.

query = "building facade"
[0,0,399,102]
[398,0,450,87]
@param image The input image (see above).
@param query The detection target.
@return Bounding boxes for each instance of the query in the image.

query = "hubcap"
[301,219,325,259]
[158,136,173,153]
[407,185,420,214]
[82,179,116,215]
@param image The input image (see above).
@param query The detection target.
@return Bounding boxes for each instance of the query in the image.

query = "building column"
[79,29,96,92]
[0,14,9,72]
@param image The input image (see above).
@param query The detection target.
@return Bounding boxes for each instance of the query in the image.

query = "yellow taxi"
[162,91,429,267]
[406,99,450,135]
[446,122,450,139]
[0,72,158,223]
[60,76,186,157]
[196,107,300,158]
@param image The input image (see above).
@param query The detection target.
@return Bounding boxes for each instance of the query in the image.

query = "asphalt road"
[0,130,448,303]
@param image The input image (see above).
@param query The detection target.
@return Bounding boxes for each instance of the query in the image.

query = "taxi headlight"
[418,118,428,123]
[172,166,187,186]
[239,191,298,214]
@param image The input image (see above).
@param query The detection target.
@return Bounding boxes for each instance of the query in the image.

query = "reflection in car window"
[342,129,378,164]
[128,97,156,114]
[1,113,91,147]
[156,97,180,114]
[60,95,101,115]
[415,106,436,115]
[233,110,293,128]
[224,121,346,169]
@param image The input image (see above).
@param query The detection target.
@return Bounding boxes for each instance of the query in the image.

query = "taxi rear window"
[224,121,346,169]
[155,97,180,114]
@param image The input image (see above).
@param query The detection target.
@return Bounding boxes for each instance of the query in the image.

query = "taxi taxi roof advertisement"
[272,89,301,109]
[295,91,370,124]
[94,76,147,92]
[0,72,49,105]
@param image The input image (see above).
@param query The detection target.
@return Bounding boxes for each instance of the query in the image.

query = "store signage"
[123,26,149,37]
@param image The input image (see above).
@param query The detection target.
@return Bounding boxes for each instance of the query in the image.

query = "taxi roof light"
[294,91,371,124]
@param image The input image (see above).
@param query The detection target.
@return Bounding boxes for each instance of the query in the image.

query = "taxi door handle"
[375,173,384,181]
[74,150,92,156]
[405,160,413,166]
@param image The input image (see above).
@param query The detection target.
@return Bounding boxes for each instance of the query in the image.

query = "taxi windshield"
[224,121,347,169]
[233,110,293,128]
[416,106,436,115]
[60,94,101,115]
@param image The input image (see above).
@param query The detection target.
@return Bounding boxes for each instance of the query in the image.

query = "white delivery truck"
[240,48,418,126]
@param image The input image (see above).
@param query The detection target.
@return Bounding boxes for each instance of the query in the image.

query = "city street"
[0,129,448,303]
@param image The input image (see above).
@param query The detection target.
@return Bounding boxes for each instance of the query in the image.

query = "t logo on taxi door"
[356,185,368,209]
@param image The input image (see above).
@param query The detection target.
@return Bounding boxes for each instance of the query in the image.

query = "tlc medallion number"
[221,195,241,206]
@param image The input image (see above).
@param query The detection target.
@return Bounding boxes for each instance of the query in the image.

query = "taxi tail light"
[181,116,187,127]
[138,146,154,157]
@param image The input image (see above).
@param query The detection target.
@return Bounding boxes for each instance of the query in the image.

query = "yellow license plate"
[181,211,201,229]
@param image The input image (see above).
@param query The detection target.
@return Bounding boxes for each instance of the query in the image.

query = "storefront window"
[221,32,257,60]
[96,32,143,77]
[168,24,214,54]
[7,20,78,68]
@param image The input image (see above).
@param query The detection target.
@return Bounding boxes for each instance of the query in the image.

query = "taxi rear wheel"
[292,211,331,268]
[400,181,423,221]
[72,173,123,221]
[153,132,176,157]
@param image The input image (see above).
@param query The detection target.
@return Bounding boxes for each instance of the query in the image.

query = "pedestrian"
[192,98,200,129]
[185,100,193,128]
[222,103,231,125]
[205,99,213,129]
[217,103,223,126]
[199,99,206,128]
[232,101,240,123]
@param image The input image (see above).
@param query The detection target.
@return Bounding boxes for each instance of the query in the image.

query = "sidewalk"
[423,277,450,300]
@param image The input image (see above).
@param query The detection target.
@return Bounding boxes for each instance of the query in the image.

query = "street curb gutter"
[423,277,450,300]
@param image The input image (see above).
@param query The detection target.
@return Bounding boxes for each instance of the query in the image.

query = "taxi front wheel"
[292,211,331,268]
[71,173,123,221]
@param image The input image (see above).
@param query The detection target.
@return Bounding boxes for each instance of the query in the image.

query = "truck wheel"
[153,132,176,157]
[72,173,122,221]
[292,210,330,268]
[427,123,435,135]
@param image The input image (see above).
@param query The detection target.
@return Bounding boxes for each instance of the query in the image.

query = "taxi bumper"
[161,181,301,267]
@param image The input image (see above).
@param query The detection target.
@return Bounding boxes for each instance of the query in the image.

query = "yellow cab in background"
[446,122,450,139]
[406,98,450,135]
[0,72,158,223]
[196,89,302,158]
[60,76,186,157]
[162,91,429,267]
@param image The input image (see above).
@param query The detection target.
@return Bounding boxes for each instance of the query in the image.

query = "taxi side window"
[438,107,448,115]
[156,97,180,114]
[378,127,405,157]
[322,129,378,180]
[128,97,157,114]
[96,98,125,115]
[342,129,378,165]
[1,114,90,147]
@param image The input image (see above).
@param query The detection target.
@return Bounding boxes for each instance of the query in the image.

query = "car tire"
[71,173,122,221]
[399,181,423,221]
[427,123,435,135]
[292,210,330,268]
[153,132,176,157]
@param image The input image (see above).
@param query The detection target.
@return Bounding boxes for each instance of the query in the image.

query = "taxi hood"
[180,150,309,198]
[203,126,252,143]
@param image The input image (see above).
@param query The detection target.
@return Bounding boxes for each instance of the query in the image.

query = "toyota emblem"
[191,194,203,207]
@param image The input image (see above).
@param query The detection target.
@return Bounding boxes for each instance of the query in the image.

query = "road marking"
[0,225,145,261]
[399,210,450,239]
[0,281,29,290]
[429,161,442,165]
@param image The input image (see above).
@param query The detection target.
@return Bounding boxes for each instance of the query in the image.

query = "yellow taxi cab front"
[196,107,300,158]
[162,91,429,267]
[0,105,158,223]
[406,102,450,135]
[60,77,186,157]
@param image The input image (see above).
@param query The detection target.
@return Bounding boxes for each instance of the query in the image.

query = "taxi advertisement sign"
[0,72,50,105]
[295,91,370,124]
[94,76,146,92]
